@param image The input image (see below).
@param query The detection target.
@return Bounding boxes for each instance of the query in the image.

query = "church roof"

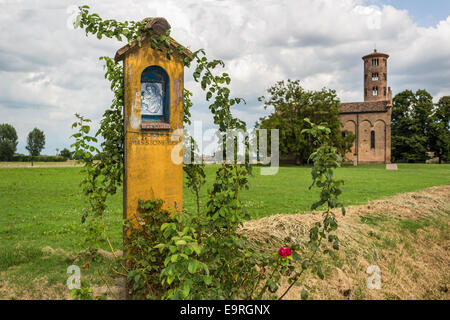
[114,17,192,62]
[340,101,390,114]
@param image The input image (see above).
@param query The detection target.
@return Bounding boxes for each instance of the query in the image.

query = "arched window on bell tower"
[373,86,378,96]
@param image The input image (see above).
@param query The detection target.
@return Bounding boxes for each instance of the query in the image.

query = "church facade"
[340,50,393,164]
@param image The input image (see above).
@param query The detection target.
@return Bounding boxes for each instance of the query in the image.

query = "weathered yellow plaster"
[123,39,184,228]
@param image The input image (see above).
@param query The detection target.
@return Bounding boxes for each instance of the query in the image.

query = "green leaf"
[301,289,309,300]
[204,276,212,285]
[267,279,278,293]
[317,268,324,280]
[333,241,339,250]
[161,223,170,231]
[176,240,187,246]
[302,261,309,270]
[191,243,201,255]
[183,282,190,297]
[169,246,177,253]
[188,260,198,274]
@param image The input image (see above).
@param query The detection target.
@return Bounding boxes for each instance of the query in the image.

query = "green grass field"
[0,163,449,298]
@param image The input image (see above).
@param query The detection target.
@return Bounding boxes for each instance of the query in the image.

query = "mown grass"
[184,163,450,219]
[0,163,448,298]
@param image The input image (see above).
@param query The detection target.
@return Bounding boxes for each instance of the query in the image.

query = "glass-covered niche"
[140,66,170,122]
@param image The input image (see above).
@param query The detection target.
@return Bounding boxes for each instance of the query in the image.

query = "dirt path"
[0,161,82,168]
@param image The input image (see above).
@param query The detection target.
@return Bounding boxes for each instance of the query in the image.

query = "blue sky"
[368,0,450,27]
[0,0,449,155]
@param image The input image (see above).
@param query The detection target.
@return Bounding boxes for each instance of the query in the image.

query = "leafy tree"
[60,148,73,160]
[429,96,450,163]
[392,90,434,162]
[26,128,46,166]
[256,80,354,164]
[0,123,18,161]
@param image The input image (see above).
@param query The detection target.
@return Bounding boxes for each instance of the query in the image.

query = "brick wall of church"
[339,109,391,164]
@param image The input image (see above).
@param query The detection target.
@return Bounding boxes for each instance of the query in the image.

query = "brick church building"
[340,49,393,164]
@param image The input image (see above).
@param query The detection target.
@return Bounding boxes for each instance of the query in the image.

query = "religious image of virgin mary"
[141,82,163,116]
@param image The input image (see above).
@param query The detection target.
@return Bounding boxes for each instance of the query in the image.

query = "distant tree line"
[0,125,78,164]
[392,90,449,163]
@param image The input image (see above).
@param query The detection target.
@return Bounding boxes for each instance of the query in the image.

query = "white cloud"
[0,0,449,154]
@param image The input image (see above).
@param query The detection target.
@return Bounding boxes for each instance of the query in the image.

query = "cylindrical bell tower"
[362,49,389,102]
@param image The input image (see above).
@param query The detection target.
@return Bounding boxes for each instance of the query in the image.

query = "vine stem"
[234,164,240,217]
[195,55,238,129]
[101,212,128,273]
[111,266,127,277]
[256,260,281,299]
[248,270,263,300]
[98,271,119,300]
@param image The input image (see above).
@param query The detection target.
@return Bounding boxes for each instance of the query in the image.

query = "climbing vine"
[71,5,346,300]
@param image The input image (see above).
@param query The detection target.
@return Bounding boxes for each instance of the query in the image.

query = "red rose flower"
[285,247,292,256]
[278,247,292,258]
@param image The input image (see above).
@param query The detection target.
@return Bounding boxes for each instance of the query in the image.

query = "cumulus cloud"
[0,0,449,154]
